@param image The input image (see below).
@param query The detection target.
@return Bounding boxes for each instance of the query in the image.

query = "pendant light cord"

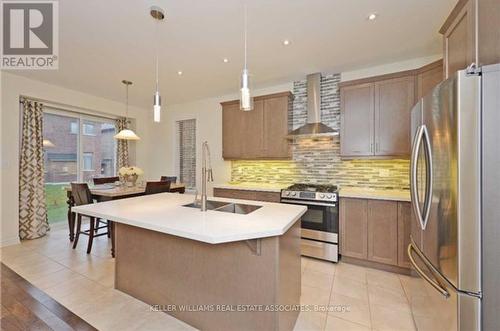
[125,84,129,118]
[244,3,247,70]
[155,21,159,91]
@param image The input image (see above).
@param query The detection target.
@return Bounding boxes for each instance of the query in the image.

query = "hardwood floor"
[0,263,96,331]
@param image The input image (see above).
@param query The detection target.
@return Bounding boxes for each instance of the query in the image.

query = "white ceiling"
[9,0,457,107]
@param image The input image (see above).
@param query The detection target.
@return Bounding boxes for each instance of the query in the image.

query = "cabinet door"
[340,84,375,157]
[262,96,290,158]
[374,76,414,156]
[367,200,398,265]
[242,99,264,158]
[340,198,368,259]
[443,0,475,78]
[417,61,444,101]
[222,103,243,159]
[397,202,412,268]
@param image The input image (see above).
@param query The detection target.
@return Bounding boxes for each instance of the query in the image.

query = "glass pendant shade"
[114,128,140,141]
[114,79,140,141]
[153,91,161,123]
[240,69,253,111]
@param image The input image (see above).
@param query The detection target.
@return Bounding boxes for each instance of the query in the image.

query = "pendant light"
[114,80,140,141]
[240,4,253,111]
[150,6,165,122]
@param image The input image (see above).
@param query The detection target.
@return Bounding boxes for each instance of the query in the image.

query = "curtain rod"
[19,95,126,121]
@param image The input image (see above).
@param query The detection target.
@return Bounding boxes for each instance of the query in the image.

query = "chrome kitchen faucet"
[201,141,214,211]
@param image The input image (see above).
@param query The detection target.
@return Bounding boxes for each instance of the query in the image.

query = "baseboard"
[0,236,21,247]
[340,255,412,275]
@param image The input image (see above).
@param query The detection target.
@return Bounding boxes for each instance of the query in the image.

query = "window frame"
[43,107,118,182]
[175,118,197,190]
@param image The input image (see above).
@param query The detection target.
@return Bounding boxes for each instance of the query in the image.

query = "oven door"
[281,199,338,233]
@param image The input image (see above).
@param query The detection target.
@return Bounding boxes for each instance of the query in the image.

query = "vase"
[123,174,138,187]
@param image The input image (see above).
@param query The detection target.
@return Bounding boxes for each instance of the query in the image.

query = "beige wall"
[0,72,154,246]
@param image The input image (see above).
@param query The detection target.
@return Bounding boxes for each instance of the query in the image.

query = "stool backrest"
[145,181,171,195]
[71,183,93,206]
[93,176,119,185]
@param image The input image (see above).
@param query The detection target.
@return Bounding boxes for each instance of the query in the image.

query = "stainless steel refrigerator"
[409,64,500,331]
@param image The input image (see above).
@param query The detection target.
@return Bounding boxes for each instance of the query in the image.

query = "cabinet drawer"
[254,191,281,203]
[301,239,338,262]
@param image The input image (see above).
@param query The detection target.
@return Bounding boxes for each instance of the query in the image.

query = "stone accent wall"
[231,73,410,191]
[177,119,196,189]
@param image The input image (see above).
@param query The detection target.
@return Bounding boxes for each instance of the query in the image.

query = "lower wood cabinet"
[340,197,412,270]
[213,188,281,203]
[340,198,368,259]
[367,200,398,265]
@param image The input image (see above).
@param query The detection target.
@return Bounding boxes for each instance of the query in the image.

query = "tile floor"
[1,227,425,331]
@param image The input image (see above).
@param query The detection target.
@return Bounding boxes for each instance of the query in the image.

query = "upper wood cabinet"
[440,0,500,78]
[340,84,374,156]
[340,73,414,158]
[374,76,414,156]
[416,60,444,100]
[221,92,292,160]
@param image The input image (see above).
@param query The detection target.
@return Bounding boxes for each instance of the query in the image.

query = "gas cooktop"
[285,183,338,193]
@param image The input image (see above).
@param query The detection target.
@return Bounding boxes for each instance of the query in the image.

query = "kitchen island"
[72,193,306,331]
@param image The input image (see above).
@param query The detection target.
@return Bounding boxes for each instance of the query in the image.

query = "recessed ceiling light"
[177,71,183,76]
[367,13,378,21]
[223,58,229,63]
[283,39,290,46]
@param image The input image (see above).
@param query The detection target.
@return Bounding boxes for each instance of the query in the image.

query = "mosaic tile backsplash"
[231,73,410,191]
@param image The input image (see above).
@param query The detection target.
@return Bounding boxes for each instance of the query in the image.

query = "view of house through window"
[43,110,116,224]
[177,119,196,190]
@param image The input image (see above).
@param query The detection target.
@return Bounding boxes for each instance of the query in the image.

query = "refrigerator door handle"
[408,239,450,298]
[410,125,426,230]
[410,125,433,230]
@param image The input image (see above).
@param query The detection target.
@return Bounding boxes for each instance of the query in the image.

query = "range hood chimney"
[287,73,339,138]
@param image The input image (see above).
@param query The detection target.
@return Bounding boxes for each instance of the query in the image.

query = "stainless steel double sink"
[182,200,262,215]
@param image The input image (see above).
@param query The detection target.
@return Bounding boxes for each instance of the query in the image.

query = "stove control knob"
[284,191,290,196]
[327,194,332,199]
[291,192,297,196]
[319,194,325,199]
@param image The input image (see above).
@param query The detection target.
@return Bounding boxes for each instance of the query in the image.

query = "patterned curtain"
[116,118,129,169]
[19,99,49,240]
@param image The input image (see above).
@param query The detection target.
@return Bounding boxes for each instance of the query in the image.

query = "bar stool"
[71,183,112,254]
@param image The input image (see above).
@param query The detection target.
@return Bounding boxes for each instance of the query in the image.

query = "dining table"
[65,183,186,243]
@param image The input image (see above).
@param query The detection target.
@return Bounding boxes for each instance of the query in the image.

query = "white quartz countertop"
[71,193,306,244]
[339,187,411,202]
[213,182,291,193]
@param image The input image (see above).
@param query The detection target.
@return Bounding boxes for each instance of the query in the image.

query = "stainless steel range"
[281,184,339,262]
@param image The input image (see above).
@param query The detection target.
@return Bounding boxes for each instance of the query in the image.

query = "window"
[177,119,196,189]
[83,153,93,170]
[83,123,95,135]
[43,111,117,224]
[70,121,78,134]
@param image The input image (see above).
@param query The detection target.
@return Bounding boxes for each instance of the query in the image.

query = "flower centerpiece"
[118,166,144,187]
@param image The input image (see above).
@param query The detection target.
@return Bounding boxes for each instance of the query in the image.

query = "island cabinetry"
[114,220,301,331]
[214,188,281,203]
[221,92,292,160]
[340,198,412,273]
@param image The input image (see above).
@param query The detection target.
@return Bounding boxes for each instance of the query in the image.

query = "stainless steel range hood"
[287,73,339,138]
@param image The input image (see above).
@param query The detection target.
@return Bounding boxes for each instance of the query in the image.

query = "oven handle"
[280,199,336,207]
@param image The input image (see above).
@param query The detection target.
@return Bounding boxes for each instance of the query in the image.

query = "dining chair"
[92,177,119,236]
[71,183,113,254]
[145,181,171,195]
[93,176,119,185]
[160,176,177,183]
